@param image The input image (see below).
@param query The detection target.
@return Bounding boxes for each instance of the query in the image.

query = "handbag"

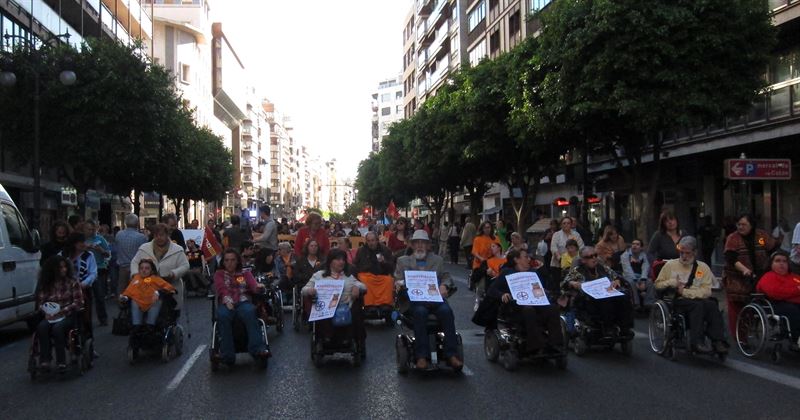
[112,304,131,336]
[331,303,352,327]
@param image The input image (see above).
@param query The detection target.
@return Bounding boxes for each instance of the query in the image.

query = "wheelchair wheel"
[162,343,171,363]
[573,336,588,357]
[736,303,767,358]
[484,330,501,362]
[395,335,410,374]
[620,339,632,356]
[648,301,669,355]
[502,349,519,371]
[456,333,464,363]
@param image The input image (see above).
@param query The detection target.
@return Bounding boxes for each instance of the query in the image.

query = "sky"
[215,0,413,181]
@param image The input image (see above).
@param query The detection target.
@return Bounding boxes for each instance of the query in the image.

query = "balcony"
[242,174,253,184]
[417,0,434,17]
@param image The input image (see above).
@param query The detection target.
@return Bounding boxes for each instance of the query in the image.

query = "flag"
[202,226,223,262]
[387,200,399,219]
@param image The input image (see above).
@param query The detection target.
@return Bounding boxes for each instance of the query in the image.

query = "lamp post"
[0,33,76,231]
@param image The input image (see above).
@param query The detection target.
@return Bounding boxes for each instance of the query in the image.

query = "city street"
[1,264,798,420]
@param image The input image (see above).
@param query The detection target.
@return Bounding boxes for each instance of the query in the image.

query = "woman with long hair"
[34,256,84,372]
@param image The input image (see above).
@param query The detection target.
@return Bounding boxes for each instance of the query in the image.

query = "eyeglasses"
[582,254,597,259]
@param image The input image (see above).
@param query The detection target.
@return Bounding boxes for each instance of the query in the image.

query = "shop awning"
[479,206,502,216]
[526,218,554,234]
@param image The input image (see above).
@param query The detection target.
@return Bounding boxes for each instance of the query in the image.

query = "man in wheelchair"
[562,246,634,338]
[655,236,727,354]
[487,249,564,356]
[394,230,463,370]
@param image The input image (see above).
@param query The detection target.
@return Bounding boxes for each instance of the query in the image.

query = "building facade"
[370,75,404,153]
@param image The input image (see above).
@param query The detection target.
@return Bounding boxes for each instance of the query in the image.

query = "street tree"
[537,0,775,237]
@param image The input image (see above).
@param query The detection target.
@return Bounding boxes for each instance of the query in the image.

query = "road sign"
[724,159,792,180]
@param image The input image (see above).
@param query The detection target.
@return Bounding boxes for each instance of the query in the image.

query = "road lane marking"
[166,344,207,391]
[725,359,800,391]
[461,365,474,376]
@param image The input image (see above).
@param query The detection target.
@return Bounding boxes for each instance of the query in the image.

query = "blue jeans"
[131,300,162,326]
[217,301,265,362]
[410,302,458,360]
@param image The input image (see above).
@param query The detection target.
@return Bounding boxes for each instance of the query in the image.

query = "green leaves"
[0,38,233,203]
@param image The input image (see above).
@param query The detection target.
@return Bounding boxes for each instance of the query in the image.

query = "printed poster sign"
[404,270,443,303]
[581,277,624,300]
[505,272,550,306]
[308,279,345,322]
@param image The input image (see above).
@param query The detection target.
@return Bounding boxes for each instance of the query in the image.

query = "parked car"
[0,183,41,329]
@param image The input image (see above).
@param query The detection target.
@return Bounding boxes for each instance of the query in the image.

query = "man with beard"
[394,230,462,370]
[655,236,727,354]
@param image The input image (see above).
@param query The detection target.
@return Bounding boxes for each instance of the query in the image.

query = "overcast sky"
[215,0,412,181]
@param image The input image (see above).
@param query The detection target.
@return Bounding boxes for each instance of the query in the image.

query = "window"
[180,63,191,84]
[2,203,31,249]
[489,0,499,11]
[381,93,391,102]
[381,107,391,116]
[271,151,278,159]
[469,42,487,66]
[396,105,402,114]
[509,11,521,37]
[489,30,500,54]
[271,165,279,174]
[530,0,553,12]
[396,90,403,99]
[467,0,485,32]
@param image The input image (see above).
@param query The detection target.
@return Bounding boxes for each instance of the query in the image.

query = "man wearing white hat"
[394,230,463,370]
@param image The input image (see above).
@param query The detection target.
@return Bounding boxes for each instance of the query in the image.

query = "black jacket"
[352,244,395,276]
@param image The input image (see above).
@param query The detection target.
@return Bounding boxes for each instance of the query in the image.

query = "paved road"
[1,263,799,419]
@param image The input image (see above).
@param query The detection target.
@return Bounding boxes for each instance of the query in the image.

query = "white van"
[0,183,41,328]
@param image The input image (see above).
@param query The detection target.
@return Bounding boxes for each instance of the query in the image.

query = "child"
[560,239,580,279]
[120,259,176,332]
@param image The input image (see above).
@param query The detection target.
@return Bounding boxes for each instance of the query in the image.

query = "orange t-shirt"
[487,256,507,277]
[122,274,176,311]
[472,235,498,269]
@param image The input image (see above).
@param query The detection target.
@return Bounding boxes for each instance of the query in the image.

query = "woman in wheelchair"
[119,259,176,333]
[655,236,728,354]
[302,249,366,347]
[214,249,270,365]
[755,250,800,349]
[35,256,85,372]
[562,246,634,337]
[487,249,564,355]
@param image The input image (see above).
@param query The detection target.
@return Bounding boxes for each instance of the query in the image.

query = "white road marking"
[461,365,474,376]
[166,344,207,391]
[725,359,800,391]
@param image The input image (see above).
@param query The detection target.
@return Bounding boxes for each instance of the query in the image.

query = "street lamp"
[1,33,76,231]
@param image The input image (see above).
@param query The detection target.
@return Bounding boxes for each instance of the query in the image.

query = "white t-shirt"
[772,226,791,252]
[791,222,800,264]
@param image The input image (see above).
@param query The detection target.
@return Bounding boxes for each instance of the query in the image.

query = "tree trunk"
[469,184,486,225]
[183,200,191,226]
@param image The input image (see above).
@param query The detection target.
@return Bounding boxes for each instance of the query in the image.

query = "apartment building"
[402,8,417,118]
[370,75,404,153]
[414,0,468,106]
[0,0,154,232]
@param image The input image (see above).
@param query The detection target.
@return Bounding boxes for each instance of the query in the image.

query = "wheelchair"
[208,290,271,371]
[394,286,464,374]
[27,312,94,381]
[568,288,635,357]
[736,293,795,364]
[292,284,310,332]
[310,297,366,368]
[648,287,727,362]
[484,302,568,371]
[123,293,184,365]
[255,273,284,333]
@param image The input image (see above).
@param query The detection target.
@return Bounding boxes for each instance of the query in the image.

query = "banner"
[581,277,624,300]
[308,280,345,322]
[200,227,223,262]
[505,272,550,306]
[405,270,443,303]
[387,200,399,219]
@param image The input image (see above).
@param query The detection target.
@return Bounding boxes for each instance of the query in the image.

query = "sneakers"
[447,356,463,371]
[415,358,429,369]
[713,340,729,354]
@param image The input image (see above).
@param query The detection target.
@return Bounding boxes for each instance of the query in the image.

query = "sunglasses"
[582,254,597,259]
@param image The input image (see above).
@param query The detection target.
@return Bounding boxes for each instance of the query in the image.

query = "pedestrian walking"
[460,220,476,269]
[115,214,148,294]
